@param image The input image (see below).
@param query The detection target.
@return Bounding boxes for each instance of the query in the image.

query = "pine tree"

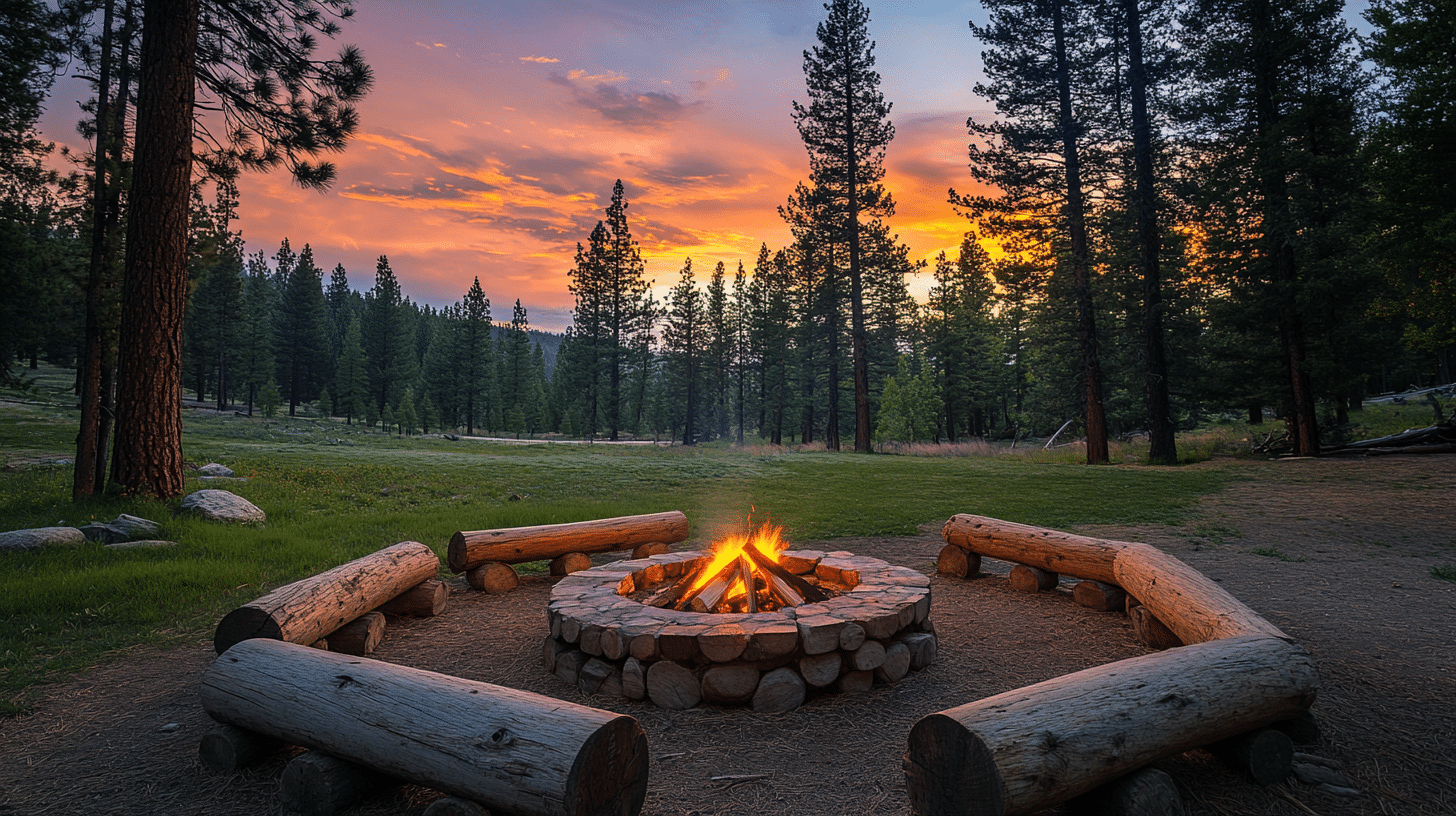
[458,277,492,433]
[706,261,732,441]
[273,242,331,415]
[731,260,752,444]
[925,235,1003,441]
[792,0,896,452]
[663,259,706,445]
[258,377,281,418]
[1179,0,1367,454]
[363,254,416,415]
[753,246,795,444]
[957,0,1111,463]
[500,299,533,436]
[334,314,368,424]
[235,251,277,416]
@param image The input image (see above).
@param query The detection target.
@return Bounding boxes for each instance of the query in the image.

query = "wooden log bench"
[213,541,443,654]
[201,638,650,816]
[907,514,1321,815]
[449,511,690,591]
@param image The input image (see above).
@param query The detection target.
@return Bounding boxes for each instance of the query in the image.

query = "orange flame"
[686,521,787,598]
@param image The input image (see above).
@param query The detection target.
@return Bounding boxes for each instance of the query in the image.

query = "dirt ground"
[2,456,1453,815]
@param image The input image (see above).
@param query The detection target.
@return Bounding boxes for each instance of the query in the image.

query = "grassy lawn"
[21,369,1441,714]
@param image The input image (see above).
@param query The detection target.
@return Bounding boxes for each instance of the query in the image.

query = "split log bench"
[213,540,445,655]
[906,514,1320,816]
[448,511,690,593]
[201,638,649,816]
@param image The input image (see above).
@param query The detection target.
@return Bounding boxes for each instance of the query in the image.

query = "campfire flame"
[645,521,829,613]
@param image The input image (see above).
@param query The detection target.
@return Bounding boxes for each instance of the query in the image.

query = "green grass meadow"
[8,371,1434,715]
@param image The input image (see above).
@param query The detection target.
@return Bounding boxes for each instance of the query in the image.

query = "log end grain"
[213,606,284,655]
[905,712,1005,816]
[467,562,520,595]
[936,544,970,579]
[646,660,702,710]
[422,797,492,816]
[750,667,805,714]
[197,724,282,773]
[550,552,594,576]
[1210,727,1294,785]
[329,612,385,656]
[563,715,649,816]
[1069,766,1183,816]
[280,751,384,816]
[702,664,761,704]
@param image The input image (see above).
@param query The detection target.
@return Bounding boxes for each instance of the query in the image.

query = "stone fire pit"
[544,549,936,712]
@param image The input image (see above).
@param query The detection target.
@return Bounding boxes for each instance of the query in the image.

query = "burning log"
[676,557,741,612]
[743,543,828,602]
[644,570,697,609]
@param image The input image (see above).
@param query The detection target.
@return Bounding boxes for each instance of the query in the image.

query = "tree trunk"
[202,639,649,816]
[111,0,198,498]
[1052,0,1109,465]
[1125,0,1177,466]
[74,0,117,501]
[449,511,689,572]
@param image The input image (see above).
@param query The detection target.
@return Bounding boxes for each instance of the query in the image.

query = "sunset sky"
[36,1,1367,333]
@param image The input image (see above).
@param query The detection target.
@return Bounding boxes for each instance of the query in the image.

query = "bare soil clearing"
[2,456,1453,815]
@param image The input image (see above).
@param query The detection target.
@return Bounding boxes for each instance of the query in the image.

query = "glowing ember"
[645,522,829,613]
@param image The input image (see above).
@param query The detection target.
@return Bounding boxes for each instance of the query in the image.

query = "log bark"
[280,751,384,816]
[905,635,1318,816]
[1068,766,1183,816]
[1113,543,1288,644]
[550,552,593,576]
[1129,605,1183,651]
[423,797,492,816]
[202,639,649,816]
[214,541,439,654]
[449,511,689,572]
[1210,728,1293,785]
[467,562,520,595]
[1008,565,1058,593]
[1073,581,1127,612]
[941,515,1131,584]
[377,580,449,617]
[198,724,282,772]
[328,611,385,656]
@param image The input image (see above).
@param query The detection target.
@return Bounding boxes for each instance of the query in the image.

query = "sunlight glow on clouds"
[214,1,995,332]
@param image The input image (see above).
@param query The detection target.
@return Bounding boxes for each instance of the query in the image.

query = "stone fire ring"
[546,550,936,711]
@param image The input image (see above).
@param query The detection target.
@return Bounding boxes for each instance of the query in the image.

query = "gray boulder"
[180,489,266,524]
[197,463,237,478]
[81,513,162,544]
[0,526,86,553]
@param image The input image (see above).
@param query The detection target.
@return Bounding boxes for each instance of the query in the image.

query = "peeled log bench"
[905,635,1318,816]
[942,514,1132,585]
[214,541,439,654]
[1113,543,1288,644]
[449,511,689,573]
[201,639,649,816]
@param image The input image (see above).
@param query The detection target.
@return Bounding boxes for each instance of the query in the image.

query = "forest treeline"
[1,0,1453,475]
